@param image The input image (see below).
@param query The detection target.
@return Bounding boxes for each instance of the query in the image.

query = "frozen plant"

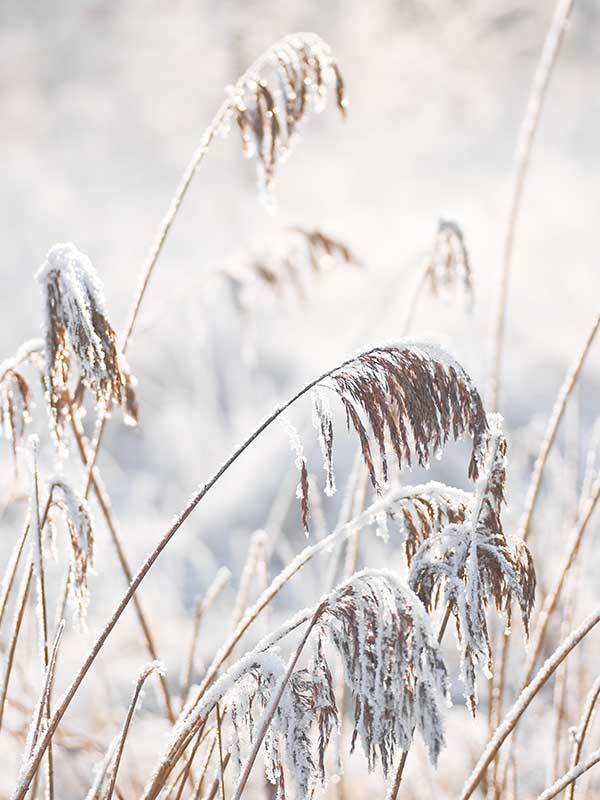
[36,243,138,443]
[410,414,536,712]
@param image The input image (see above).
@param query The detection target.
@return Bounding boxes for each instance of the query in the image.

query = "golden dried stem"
[460,608,600,800]
[567,674,600,800]
[488,0,576,410]
[67,401,175,723]
[0,564,33,733]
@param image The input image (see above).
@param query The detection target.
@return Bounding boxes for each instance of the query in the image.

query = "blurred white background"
[1,2,599,796]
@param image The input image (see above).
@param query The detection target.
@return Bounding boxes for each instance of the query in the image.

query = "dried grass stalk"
[566,674,600,800]
[460,608,600,800]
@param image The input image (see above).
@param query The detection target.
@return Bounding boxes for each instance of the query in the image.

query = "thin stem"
[519,311,599,545]
[538,748,600,800]
[215,705,226,800]
[13,346,386,800]
[567,674,600,800]
[523,480,600,688]
[30,441,54,800]
[68,403,176,723]
[387,602,452,799]
[488,0,575,410]
[173,721,207,800]
[105,664,162,800]
[489,310,599,777]
[460,608,600,800]
[0,563,33,733]
[0,520,30,630]
[180,570,230,712]
[192,734,217,800]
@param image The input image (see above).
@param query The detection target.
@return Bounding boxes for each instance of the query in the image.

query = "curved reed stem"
[489,308,599,776]
[68,402,176,722]
[13,345,405,800]
[567,674,600,800]
[538,747,600,800]
[522,480,600,688]
[0,564,33,734]
[105,664,162,800]
[518,311,599,546]
[460,608,600,800]
[0,521,29,630]
[487,0,575,410]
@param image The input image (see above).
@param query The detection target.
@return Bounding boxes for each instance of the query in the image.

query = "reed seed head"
[36,243,138,442]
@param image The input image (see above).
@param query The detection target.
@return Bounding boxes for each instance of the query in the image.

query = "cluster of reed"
[2,9,600,800]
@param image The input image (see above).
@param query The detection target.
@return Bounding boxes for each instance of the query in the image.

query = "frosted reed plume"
[410,414,535,712]
[313,343,488,495]
[46,479,95,624]
[224,226,359,305]
[426,219,473,301]
[229,33,346,193]
[36,243,138,442]
[144,570,448,799]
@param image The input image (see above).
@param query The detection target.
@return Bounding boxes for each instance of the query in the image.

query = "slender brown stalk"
[549,572,577,784]
[192,734,217,800]
[28,622,65,760]
[215,705,226,800]
[538,748,600,800]
[203,754,231,800]
[490,310,599,776]
[231,603,325,800]
[488,0,576,410]
[105,663,163,800]
[0,521,30,630]
[460,608,600,800]
[519,311,599,546]
[567,675,600,800]
[387,603,453,799]
[0,564,33,733]
[29,440,54,800]
[523,480,600,688]
[172,722,207,800]
[180,570,230,712]
[68,403,175,723]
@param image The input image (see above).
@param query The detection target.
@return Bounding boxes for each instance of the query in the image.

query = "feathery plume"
[47,479,95,624]
[227,33,346,193]
[318,343,488,495]
[36,243,138,443]
[223,226,359,306]
[426,219,473,301]
[0,341,44,464]
[410,414,535,713]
